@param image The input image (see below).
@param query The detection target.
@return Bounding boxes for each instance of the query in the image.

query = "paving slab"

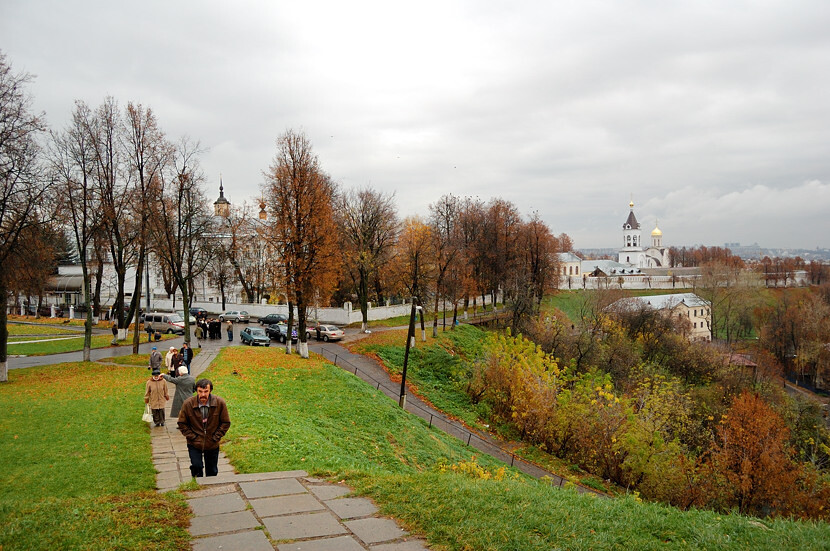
[345,517,407,545]
[188,492,247,516]
[240,477,307,498]
[325,497,378,519]
[262,511,347,540]
[189,510,261,536]
[276,535,365,551]
[309,484,351,500]
[192,529,273,551]
[250,493,325,517]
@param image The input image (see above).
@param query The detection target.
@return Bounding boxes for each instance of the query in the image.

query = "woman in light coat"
[144,368,170,426]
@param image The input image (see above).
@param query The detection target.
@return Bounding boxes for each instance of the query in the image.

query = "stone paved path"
[150,339,429,550]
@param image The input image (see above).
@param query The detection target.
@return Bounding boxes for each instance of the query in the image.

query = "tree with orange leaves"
[703,390,800,517]
[262,129,339,358]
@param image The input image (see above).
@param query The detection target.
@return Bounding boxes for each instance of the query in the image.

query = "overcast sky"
[3,0,829,249]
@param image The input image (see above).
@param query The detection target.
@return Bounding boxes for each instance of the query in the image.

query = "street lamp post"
[399,299,419,408]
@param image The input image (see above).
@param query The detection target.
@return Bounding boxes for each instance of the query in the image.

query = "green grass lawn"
[7,323,78,336]
[0,362,190,551]
[200,346,830,550]
[6,331,178,356]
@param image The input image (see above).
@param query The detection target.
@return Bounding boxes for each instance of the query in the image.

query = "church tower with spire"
[213,176,230,217]
[617,199,670,268]
[618,200,643,264]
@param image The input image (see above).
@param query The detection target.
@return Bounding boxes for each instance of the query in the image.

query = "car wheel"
[166,329,173,334]
[323,335,329,342]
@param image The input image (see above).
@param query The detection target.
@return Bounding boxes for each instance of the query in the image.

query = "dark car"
[266,322,297,344]
[307,324,345,342]
[240,326,271,346]
[190,307,208,318]
[258,313,288,326]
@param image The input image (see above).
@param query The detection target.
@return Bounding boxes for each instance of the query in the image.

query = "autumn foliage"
[468,321,830,520]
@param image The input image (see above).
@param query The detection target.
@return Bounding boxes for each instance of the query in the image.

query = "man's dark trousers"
[188,445,220,477]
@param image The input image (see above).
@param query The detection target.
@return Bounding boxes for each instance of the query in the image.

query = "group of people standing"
[193,316,233,342]
[145,341,231,479]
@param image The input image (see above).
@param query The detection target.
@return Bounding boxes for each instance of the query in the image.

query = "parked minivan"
[143,312,186,334]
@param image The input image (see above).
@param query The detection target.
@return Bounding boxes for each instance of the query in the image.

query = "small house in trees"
[611,292,712,342]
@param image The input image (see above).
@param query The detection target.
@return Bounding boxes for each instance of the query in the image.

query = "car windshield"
[240,311,249,315]
[250,328,266,336]
[168,314,183,322]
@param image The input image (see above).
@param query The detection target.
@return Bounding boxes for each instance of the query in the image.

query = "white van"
[144,312,186,335]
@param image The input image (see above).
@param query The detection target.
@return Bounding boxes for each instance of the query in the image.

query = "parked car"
[240,326,271,346]
[258,313,288,326]
[25,304,63,317]
[190,307,208,318]
[176,310,196,324]
[219,310,250,323]
[307,323,345,342]
[266,322,297,344]
[143,312,186,334]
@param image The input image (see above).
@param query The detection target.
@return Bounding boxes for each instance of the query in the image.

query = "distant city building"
[618,200,669,268]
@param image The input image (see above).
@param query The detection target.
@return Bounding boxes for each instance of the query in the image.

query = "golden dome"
[651,223,662,237]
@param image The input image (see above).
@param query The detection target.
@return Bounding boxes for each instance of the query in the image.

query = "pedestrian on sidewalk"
[178,379,231,478]
[165,346,177,376]
[148,346,162,372]
[194,324,203,348]
[163,366,195,418]
[226,320,233,341]
[145,367,170,426]
[180,342,194,373]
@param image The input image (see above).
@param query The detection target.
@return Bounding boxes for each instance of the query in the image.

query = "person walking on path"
[165,346,177,376]
[163,366,195,418]
[180,342,194,373]
[145,367,170,426]
[226,320,233,342]
[193,324,203,348]
[178,379,231,478]
[148,346,162,372]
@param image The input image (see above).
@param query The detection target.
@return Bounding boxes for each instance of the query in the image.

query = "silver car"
[219,310,250,323]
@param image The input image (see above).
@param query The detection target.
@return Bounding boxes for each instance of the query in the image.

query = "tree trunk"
[0,275,9,382]
[359,265,369,333]
[92,256,103,318]
[82,262,92,362]
[131,253,144,354]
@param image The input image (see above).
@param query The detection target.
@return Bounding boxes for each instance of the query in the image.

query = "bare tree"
[337,186,398,332]
[50,101,100,361]
[150,138,216,345]
[428,194,461,336]
[216,203,271,303]
[0,53,50,381]
[124,102,169,352]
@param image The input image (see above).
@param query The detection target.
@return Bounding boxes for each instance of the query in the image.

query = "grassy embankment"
[0,362,190,551]
[4,343,828,550]
[204,346,829,550]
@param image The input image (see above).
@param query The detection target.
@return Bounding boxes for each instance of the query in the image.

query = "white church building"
[618,200,669,268]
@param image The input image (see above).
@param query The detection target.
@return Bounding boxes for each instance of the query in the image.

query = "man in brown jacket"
[177,378,231,478]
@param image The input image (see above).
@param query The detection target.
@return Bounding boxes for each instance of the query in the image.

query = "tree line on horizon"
[0,52,570,377]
